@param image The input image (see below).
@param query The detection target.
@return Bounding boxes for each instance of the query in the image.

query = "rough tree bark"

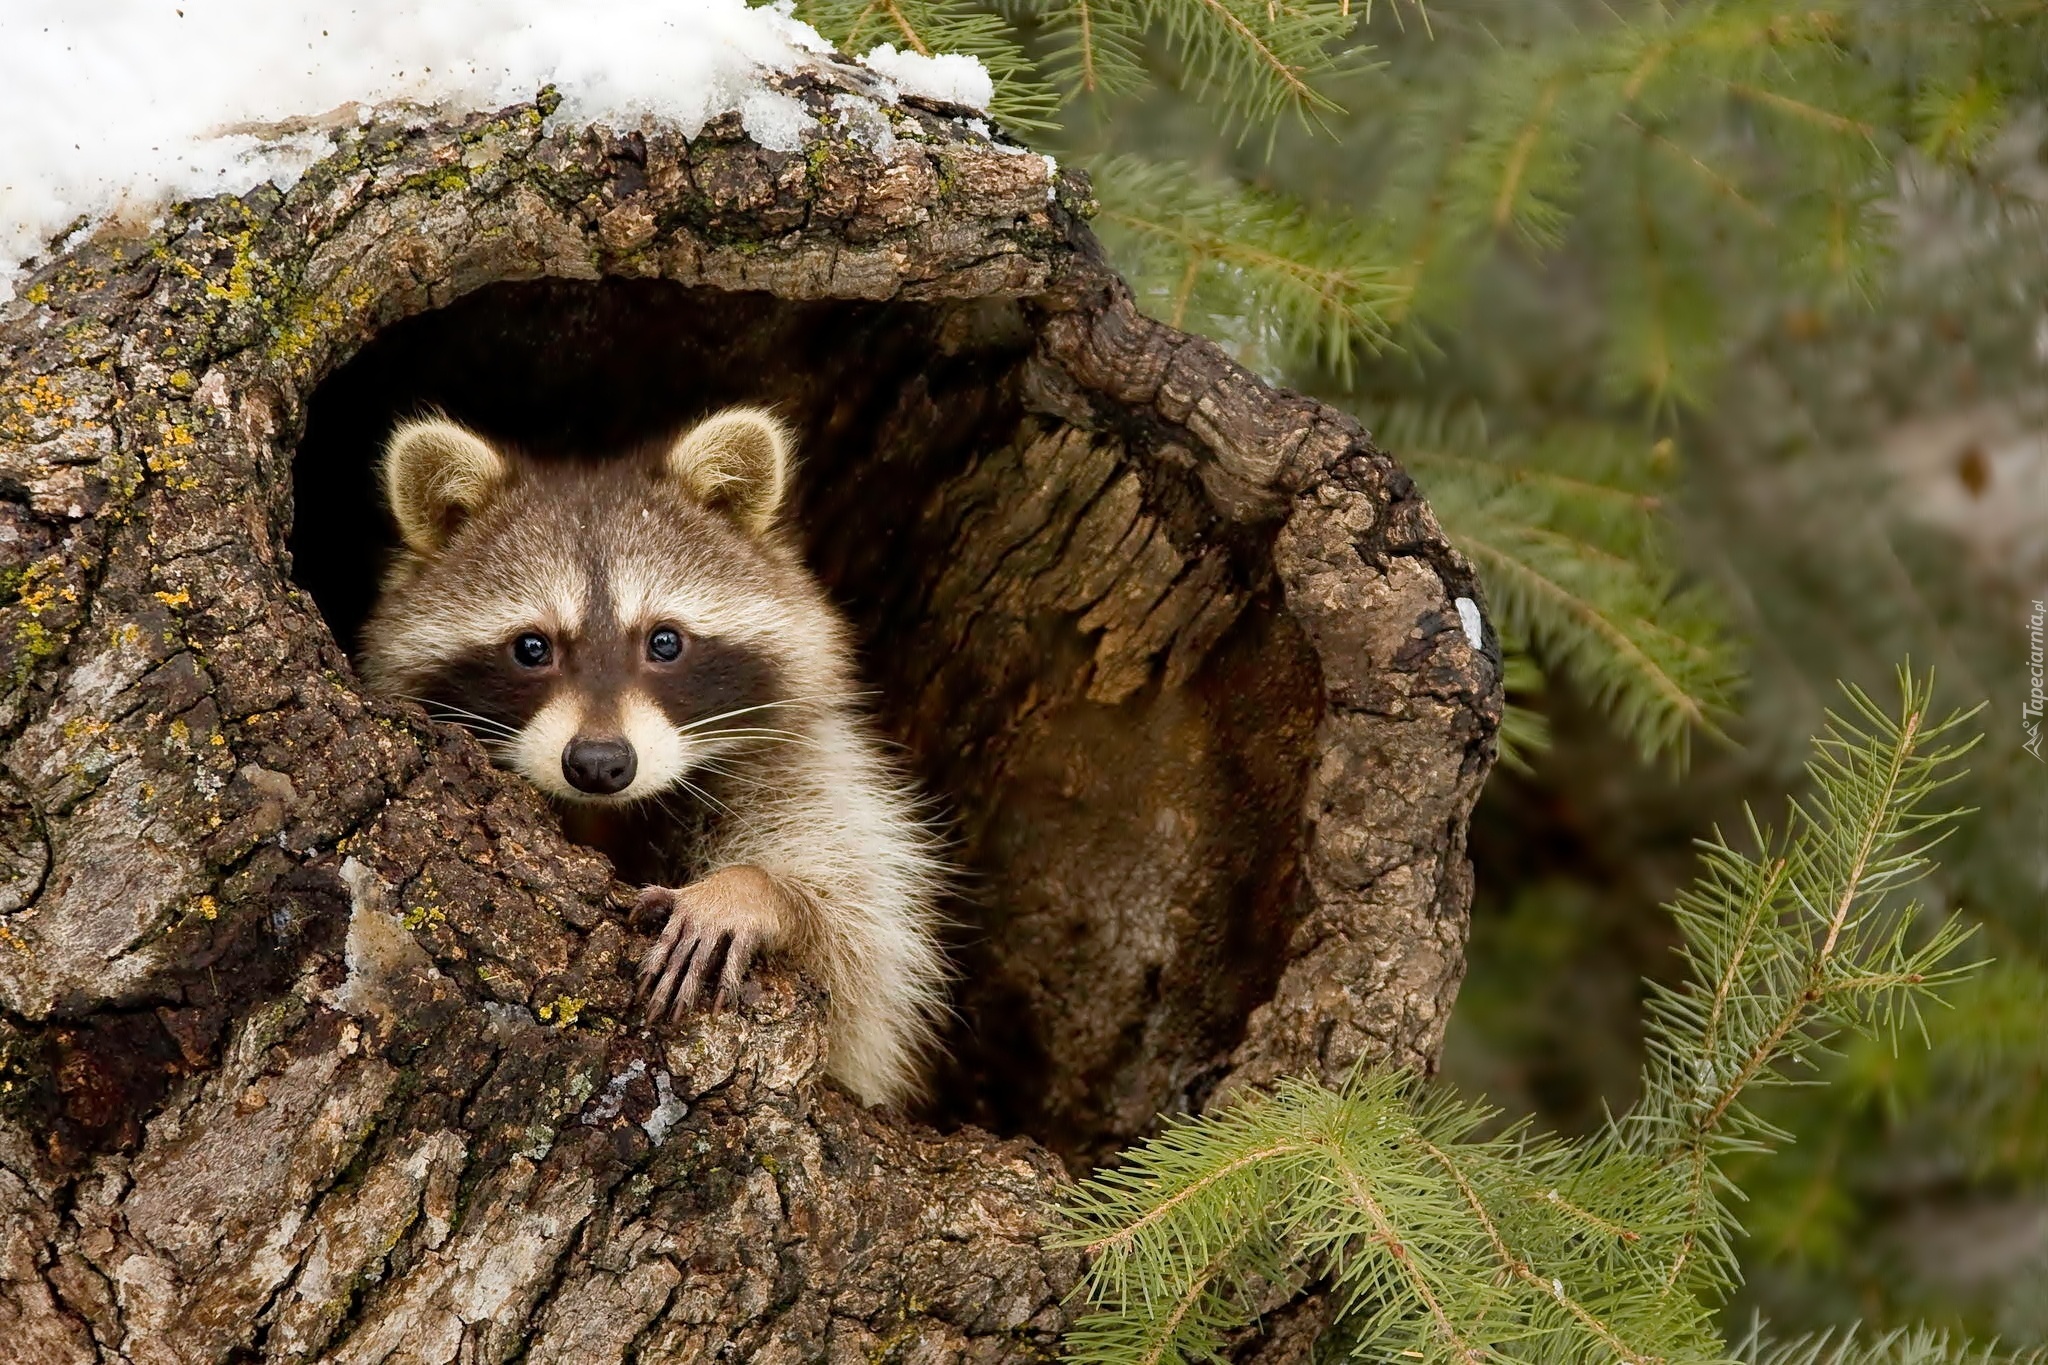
[0,61,1499,1365]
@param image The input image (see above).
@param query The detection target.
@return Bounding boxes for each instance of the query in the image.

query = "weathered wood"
[0,64,1497,1364]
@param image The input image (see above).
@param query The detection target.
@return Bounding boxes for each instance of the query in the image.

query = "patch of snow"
[860,43,994,111]
[1454,596,1485,650]
[829,94,898,161]
[0,0,992,302]
[740,87,814,154]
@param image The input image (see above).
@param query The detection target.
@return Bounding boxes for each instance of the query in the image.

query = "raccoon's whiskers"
[446,719,523,745]
[691,727,818,750]
[647,791,693,826]
[671,776,733,817]
[401,694,522,740]
[687,756,775,791]
[673,693,873,737]
[448,717,522,742]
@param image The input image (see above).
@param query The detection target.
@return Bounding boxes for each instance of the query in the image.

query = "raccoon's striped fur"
[359,409,948,1106]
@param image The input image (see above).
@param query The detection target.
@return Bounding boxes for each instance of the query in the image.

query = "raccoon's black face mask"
[359,409,840,806]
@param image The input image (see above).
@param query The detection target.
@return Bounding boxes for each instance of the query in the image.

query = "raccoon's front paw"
[635,865,793,1022]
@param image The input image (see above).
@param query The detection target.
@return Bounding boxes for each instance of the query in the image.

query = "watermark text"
[2026,599,2045,761]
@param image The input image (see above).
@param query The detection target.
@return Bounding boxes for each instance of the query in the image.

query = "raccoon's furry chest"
[557,785,728,886]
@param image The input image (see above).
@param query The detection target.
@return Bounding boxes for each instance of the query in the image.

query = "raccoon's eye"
[647,626,685,663]
[511,632,552,668]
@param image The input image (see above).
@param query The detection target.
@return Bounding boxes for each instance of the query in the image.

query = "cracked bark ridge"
[0,62,1498,1365]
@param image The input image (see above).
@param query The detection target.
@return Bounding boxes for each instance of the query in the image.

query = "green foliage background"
[788,0,2048,1344]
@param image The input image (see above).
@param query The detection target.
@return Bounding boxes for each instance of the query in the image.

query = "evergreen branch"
[1296,0,2040,395]
[881,0,933,52]
[1137,1223,1263,1365]
[1064,1076,1724,1363]
[1094,155,1404,380]
[1524,1183,1642,1245]
[1185,0,1319,109]
[1630,668,1982,1293]
[1455,529,1724,755]
[1665,851,1788,1290]
[1041,0,1149,101]
[1416,1138,1659,1365]
[1505,519,1651,579]
[1620,40,1673,103]
[1623,118,1774,228]
[1073,0,1101,89]
[1491,79,1563,231]
[1816,705,1922,961]
[1401,446,1663,518]
[1725,81,1875,137]
[1129,0,1362,132]
[1320,1137,1490,1365]
[825,0,899,50]
[1106,211,1373,310]
[1078,1141,1307,1254]
[1701,856,1793,1089]
[1735,1324,2048,1365]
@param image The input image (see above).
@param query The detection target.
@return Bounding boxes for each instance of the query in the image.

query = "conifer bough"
[1061,669,2003,1365]
[0,60,1497,1364]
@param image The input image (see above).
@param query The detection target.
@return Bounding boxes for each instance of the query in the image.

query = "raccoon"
[358,408,948,1107]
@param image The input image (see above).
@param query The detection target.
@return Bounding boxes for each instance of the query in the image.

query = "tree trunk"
[0,66,1498,1365]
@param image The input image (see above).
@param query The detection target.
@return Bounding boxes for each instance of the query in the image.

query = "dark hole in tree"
[291,278,1320,1167]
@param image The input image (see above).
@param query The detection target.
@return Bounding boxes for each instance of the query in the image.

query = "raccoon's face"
[361,409,839,806]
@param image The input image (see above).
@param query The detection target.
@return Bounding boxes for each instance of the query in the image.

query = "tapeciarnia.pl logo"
[2026,599,2045,762]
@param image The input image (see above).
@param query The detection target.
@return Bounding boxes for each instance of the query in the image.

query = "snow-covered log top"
[0,0,1012,303]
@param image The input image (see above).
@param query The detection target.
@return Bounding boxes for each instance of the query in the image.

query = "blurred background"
[793,0,2048,1340]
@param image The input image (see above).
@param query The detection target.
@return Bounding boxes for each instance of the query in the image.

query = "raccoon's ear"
[381,418,510,554]
[663,406,791,535]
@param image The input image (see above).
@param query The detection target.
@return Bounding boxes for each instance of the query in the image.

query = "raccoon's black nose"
[562,738,637,795]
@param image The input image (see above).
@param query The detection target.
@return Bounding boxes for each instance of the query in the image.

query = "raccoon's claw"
[641,920,760,1021]
[628,885,674,933]
[634,868,788,1023]
[621,883,663,927]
